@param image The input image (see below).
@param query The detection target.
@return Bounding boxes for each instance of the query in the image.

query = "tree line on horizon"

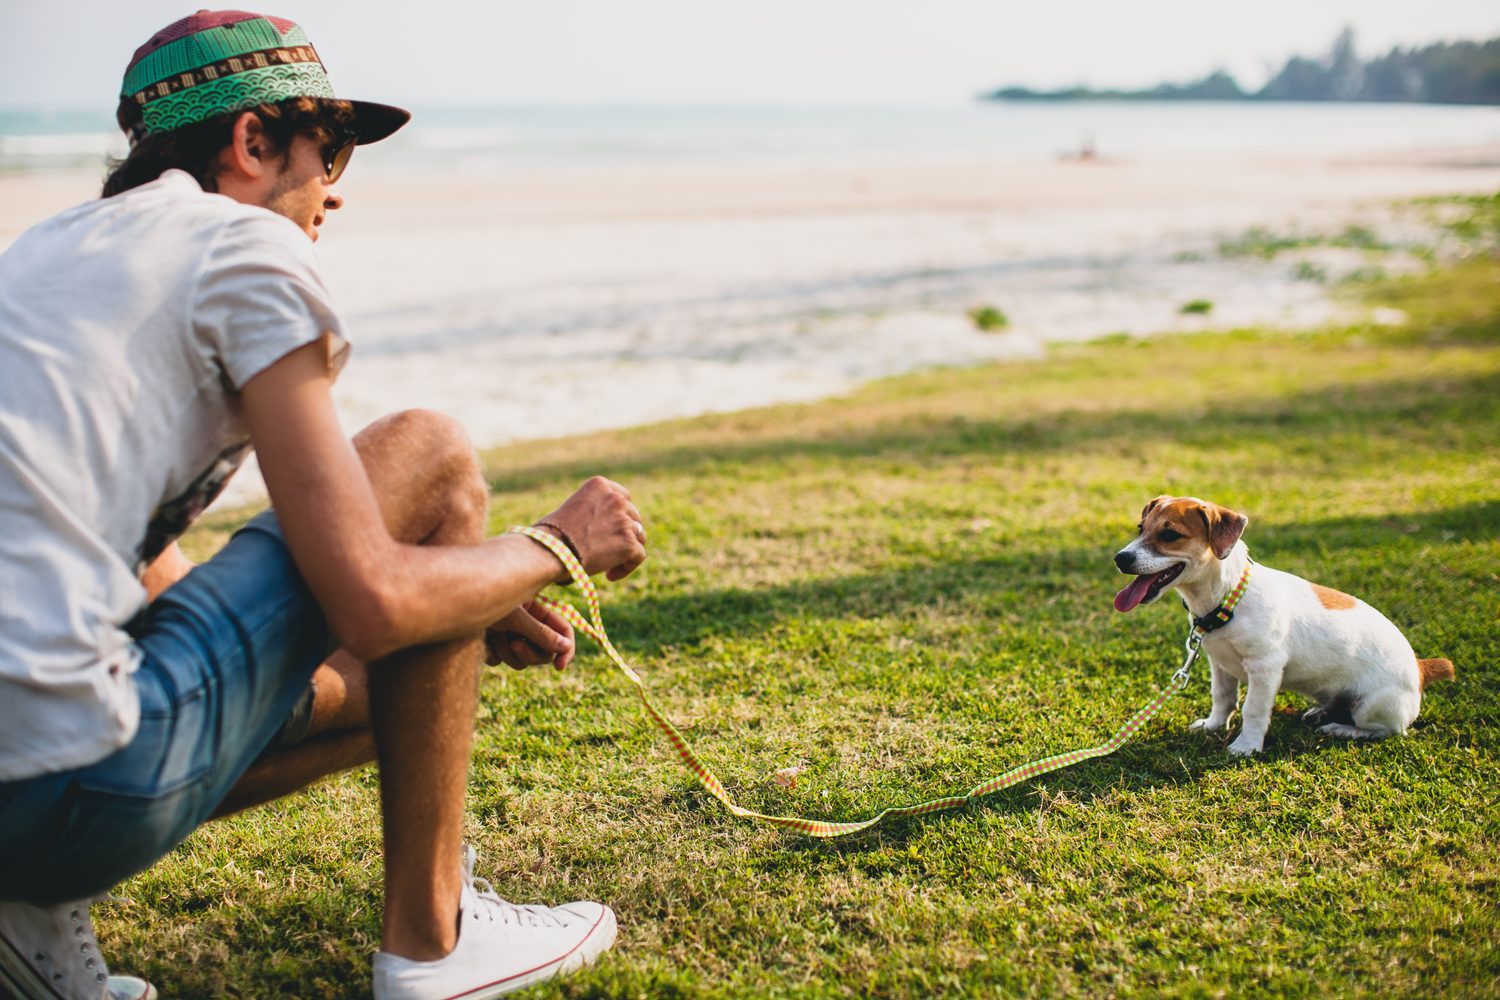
[986,29,1500,105]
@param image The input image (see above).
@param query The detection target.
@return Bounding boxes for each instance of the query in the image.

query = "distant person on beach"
[0,11,639,1000]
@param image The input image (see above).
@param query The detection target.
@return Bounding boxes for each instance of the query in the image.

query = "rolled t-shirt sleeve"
[193,210,349,390]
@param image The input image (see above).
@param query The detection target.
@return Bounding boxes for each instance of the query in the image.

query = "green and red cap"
[120,10,410,144]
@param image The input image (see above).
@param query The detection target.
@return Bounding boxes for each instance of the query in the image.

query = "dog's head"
[1113,495,1248,612]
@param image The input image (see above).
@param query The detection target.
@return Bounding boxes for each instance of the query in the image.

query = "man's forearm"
[329,531,566,663]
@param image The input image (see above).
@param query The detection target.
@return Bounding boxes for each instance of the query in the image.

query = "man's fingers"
[528,604,576,670]
[528,601,575,642]
[510,636,550,666]
[606,552,646,581]
[485,631,532,670]
[505,604,574,657]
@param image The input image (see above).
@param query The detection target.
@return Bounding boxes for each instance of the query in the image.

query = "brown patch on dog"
[1140,495,1174,522]
[1311,583,1357,610]
[1418,657,1455,690]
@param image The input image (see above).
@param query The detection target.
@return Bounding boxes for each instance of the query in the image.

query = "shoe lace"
[462,844,568,930]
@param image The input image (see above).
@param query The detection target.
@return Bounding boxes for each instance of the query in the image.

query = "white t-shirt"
[0,169,348,781]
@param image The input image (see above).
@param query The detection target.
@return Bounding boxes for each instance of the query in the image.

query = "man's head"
[104,10,410,238]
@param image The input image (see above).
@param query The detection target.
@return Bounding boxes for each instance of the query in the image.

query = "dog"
[1113,495,1453,756]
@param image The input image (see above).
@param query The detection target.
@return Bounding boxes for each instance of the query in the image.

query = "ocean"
[3,100,1497,174]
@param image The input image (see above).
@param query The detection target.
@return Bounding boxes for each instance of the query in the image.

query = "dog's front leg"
[1190,659,1238,733]
[1227,655,1287,756]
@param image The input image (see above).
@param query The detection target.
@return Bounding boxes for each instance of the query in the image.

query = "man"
[0,11,645,999]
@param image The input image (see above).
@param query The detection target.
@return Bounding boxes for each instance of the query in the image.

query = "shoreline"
[7,145,1499,233]
[3,145,1497,508]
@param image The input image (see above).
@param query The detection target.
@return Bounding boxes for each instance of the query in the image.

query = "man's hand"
[537,476,647,582]
[485,601,576,671]
[141,541,197,602]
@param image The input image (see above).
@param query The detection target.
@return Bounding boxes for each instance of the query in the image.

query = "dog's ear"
[1196,503,1249,559]
[1140,495,1172,525]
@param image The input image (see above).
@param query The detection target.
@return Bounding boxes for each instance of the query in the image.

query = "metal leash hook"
[1172,630,1204,688]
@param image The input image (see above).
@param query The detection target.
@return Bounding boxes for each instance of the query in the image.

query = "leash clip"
[1172,630,1204,687]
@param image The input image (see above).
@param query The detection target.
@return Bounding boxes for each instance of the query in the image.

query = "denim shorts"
[0,510,334,905]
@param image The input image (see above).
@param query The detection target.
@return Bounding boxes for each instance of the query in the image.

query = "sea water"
[3,100,1497,174]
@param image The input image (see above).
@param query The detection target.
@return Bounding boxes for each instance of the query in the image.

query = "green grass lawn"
[112,217,1499,997]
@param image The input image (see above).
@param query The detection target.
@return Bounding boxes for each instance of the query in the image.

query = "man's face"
[262,132,343,243]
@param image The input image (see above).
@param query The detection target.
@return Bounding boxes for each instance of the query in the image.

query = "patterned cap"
[121,10,409,143]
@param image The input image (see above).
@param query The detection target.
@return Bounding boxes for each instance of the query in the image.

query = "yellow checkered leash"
[509,526,1250,839]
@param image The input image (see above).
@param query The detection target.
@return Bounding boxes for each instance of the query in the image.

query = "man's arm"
[242,340,645,663]
[140,542,196,602]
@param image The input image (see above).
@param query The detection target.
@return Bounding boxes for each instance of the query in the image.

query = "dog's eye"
[1158,528,1183,542]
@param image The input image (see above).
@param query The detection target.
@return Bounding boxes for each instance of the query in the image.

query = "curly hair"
[102,96,356,198]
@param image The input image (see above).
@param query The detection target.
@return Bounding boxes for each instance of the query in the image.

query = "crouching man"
[0,11,642,999]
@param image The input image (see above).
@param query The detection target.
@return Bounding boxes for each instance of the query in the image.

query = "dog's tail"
[1418,657,1455,690]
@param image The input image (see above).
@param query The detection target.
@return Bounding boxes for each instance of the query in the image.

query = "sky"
[3,0,1498,111]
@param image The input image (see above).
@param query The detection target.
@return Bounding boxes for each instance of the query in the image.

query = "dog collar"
[1188,561,1252,634]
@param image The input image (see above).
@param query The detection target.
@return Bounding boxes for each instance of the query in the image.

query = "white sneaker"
[0,898,158,1000]
[372,846,617,1000]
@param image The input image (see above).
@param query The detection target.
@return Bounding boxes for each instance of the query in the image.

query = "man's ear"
[1196,503,1249,559]
[221,111,271,182]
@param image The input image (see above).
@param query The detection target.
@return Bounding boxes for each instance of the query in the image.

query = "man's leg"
[333,410,490,961]
[220,410,619,992]
[215,409,489,959]
[210,650,373,818]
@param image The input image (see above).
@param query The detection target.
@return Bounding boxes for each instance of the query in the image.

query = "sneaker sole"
[445,906,618,1000]
[109,976,162,1000]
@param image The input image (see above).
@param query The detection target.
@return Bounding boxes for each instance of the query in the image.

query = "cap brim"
[349,100,411,145]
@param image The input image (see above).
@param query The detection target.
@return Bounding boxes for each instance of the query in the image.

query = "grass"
[1292,260,1328,283]
[1413,192,1500,252]
[1178,298,1213,315]
[113,212,1500,998]
[967,305,1010,332]
[1216,224,1394,260]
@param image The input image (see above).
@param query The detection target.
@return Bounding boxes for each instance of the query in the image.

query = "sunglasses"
[319,123,360,183]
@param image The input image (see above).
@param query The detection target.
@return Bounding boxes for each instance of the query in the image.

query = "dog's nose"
[1114,550,1136,572]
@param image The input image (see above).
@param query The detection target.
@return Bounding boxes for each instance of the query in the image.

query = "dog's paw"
[1188,717,1227,733]
[1226,736,1263,757]
[1317,722,1382,740]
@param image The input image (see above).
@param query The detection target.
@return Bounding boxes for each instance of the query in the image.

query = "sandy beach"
[3,142,1498,506]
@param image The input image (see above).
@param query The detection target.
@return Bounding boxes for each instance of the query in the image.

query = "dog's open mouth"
[1114,564,1184,612]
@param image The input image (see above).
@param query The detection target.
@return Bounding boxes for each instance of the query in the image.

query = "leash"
[508,525,1211,839]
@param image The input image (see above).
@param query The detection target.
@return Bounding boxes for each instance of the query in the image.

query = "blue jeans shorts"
[0,510,334,905]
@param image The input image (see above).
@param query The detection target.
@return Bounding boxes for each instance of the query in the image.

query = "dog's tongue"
[1114,572,1163,613]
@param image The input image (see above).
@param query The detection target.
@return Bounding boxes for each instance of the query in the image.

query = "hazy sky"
[4,0,1498,111]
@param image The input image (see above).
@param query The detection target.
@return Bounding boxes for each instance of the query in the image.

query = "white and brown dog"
[1113,496,1453,756]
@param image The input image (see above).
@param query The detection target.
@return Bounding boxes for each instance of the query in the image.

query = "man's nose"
[1114,549,1137,572]
[324,190,344,212]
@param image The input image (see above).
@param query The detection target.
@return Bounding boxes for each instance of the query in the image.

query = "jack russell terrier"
[1113,496,1453,756]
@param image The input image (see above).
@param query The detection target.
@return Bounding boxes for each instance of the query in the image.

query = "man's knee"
[358,409,489,544]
